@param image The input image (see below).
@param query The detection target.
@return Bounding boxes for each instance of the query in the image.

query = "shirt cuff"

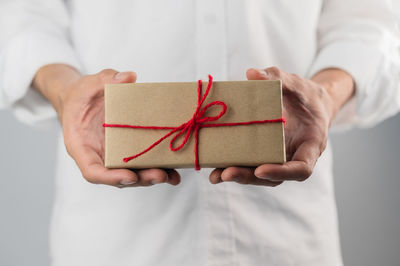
[0,29,82,126]
[307,40,399,130]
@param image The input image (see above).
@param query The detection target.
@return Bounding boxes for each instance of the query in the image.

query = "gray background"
[1,105,400,266]
[1,4,400,265]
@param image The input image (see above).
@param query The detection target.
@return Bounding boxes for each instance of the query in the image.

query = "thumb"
[246,68,269,80]
[113,71,137,83]
[246,67,284,81]
[97,69,137,84]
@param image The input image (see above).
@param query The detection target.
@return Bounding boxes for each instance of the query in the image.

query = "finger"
[246,67,285,80]
[221,167,283,187]
[118,169,180,188]
[246,68,270,80]
[252,179,284,187]
[97,69,137,84]
[221,166,255,184]
[254,140,320,182]
[73,145,139,187]
[136,168,169,186]
[165,169,181,186]
[112,71,137,83]
[246,67,297,92]
[209,168,224,184]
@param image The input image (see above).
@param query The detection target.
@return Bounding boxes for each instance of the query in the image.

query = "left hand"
[209,66,354,186]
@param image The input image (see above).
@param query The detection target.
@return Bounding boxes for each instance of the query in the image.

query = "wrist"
[33,64,81,114]
[311,68,355,124]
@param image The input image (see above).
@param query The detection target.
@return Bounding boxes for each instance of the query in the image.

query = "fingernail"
[120,179,137,186]
[256,174,274,180]
[256,69,268,77]
[114,72,129,80]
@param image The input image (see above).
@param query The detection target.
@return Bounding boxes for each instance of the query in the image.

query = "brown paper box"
[105,80,286,169]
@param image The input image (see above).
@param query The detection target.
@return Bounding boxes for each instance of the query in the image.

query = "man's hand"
[209,67,354,186]
[33,64,181,188]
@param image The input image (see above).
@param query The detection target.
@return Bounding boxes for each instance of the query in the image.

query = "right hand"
[33,65,181,188]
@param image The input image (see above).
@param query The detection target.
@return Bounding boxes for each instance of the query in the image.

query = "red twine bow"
[103,75,285,170]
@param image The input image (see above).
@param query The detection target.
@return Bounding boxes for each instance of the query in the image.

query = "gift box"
[104,76,286,170]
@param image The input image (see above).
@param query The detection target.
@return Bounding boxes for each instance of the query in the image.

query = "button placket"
[195,2,232,265]
[195,0,228,80]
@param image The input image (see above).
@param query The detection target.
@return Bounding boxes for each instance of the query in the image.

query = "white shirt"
[1,1,399,265]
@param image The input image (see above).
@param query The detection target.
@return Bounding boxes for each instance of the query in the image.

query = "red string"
[103,75,286,170]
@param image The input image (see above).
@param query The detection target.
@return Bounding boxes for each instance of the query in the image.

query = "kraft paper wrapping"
[104,80,285,169]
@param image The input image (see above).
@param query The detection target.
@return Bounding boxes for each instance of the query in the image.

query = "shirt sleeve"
[0,0,82,127]
[308,0,400,130]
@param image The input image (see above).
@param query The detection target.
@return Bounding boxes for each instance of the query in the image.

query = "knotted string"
[103,75,285,170]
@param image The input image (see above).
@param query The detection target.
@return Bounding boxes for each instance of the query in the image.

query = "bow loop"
[197,101,227,123]
[169,122,194,152]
